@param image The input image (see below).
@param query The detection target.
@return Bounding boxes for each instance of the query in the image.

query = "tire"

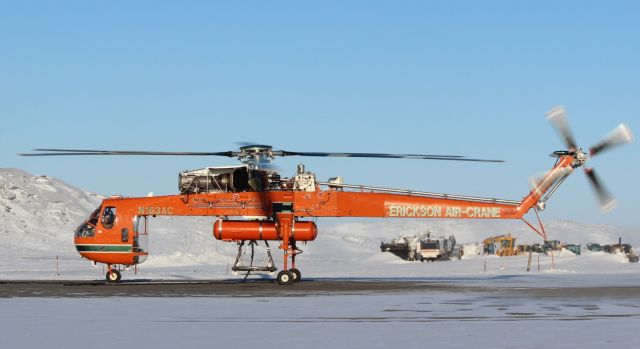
[289,268,302,283]
[106,269,122,283]
[277,270,293,285]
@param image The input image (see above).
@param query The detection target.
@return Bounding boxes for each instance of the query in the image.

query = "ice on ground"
[2,293,640,349]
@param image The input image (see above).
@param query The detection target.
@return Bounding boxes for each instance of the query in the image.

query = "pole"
[527,251,532,272]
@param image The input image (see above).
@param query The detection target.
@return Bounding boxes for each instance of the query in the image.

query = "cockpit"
[74,205,119,238]
[74,203,149,266]
[75,208,100,238]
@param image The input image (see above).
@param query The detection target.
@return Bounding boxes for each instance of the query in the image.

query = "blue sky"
[1,1,638,228]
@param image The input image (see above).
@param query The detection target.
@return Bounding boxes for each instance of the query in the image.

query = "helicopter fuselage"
[73,155,577,270]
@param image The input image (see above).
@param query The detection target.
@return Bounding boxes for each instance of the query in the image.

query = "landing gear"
[275,214,308,286]
[277,270,293,285]
[106,269,121,283]
[289,268,301,283]
[231,240,303,284]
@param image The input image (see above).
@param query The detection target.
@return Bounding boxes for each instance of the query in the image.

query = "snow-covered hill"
[0,168,638,280]
[0,168,102,254]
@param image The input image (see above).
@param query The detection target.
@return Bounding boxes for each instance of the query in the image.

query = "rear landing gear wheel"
[106,269,121,283]
[277,270,293,285]
[289,268,301,283]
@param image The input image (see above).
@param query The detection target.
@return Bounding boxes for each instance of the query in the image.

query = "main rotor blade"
[19,148,504,162]
[277,151,504,162]
[19,149,236,157]
[589,123,634,157]
[584,167,616,212]
[547,106,578,151]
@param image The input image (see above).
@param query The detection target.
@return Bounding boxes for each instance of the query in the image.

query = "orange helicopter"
[20,106,634,284]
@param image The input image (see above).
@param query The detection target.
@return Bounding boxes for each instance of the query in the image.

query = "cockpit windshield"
[88,208,100,226]
[76,207,101,238]
[75,222,95,238]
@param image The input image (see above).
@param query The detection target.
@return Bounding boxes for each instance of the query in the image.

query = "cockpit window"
[101,206,117,229]
[88,208,100,225]
[75,223,95,238]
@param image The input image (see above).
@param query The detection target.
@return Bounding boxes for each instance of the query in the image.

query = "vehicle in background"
[381,232,459,261]
[483,234,517,257]
[416,234,458,262]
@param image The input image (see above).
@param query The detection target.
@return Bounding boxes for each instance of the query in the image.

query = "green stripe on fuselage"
[76,245,132,253]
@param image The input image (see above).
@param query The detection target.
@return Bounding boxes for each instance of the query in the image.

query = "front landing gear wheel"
[289,268,301,283]
[106,269,122,283]
[277,270,293,285]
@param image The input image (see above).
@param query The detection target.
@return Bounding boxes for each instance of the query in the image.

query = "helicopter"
[20,106,634,285]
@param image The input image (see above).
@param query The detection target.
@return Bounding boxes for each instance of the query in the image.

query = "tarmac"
[2,279,639,298]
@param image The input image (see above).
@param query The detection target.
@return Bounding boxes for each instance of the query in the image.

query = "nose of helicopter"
[73,221,97,256]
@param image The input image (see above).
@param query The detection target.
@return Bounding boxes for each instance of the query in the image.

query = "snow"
[2,168,640,348]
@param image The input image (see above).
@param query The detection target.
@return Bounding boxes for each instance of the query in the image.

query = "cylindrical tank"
[213,220,317,242]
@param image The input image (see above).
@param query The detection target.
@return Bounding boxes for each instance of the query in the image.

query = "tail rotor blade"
[584,167,616,212]
[589,123,635,157]
[547,106,578,151]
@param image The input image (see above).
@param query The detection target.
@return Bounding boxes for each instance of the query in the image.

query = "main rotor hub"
[572,148,588,168]
[238,144,274,157]
[237,145,275,168]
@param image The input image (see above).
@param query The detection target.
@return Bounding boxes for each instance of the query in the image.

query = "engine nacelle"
[179,166,257,194]
[213,220,318,242]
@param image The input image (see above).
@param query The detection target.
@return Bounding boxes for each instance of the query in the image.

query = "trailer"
[380,235,418,261]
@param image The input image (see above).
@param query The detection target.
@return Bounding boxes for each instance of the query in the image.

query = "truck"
[415,234,457,262]
[483,234,517,257]
[588,238,638,263]
[381,232,458,261]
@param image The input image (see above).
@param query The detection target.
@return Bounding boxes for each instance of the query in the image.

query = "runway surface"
[3,277,640,349]
[2,278,640,298]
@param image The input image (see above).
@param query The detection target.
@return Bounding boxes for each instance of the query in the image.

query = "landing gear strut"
[275,213,305,285]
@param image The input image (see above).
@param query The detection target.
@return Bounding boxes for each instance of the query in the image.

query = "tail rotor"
[546,106,634,212]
